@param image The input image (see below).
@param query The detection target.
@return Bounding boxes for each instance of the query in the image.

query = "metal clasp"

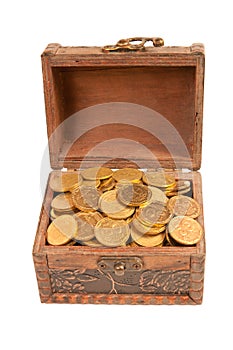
[102,37,164,53]
[98,257,143,276]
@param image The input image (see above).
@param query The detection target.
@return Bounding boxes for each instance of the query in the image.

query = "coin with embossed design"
[72,186,101,212]
[99,177,116,192]
[81,167,113,181]
[73,212,103,242]
[132,217,165,235]
[142,172,176,188]
[136,202,172,226]
[95,218,130,247]
[117,183,151,207]
[147,186,168,205]
[168,216,203,245]
[108,207,135,220]
[99,190,126,213]
[51,193,76,212]
[167,195,200,218]
[112,168,142,183]
[81,179,101,188]
[99,189,135,219]
[130,226,165,247]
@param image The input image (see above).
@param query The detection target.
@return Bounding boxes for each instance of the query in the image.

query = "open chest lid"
[42,40,205,171]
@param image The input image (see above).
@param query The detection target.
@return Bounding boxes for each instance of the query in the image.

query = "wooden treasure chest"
[33,37,205,304]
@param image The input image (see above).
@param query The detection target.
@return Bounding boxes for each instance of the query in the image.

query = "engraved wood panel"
[49,268,190,295]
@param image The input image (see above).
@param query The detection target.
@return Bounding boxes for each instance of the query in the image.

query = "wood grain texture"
[34,42,206,304]
[47,252,191,270]
[41,43,204,170]
[33,174,53,302]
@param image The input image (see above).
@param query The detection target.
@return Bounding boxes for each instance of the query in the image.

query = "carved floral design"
[139,270,189,294]
[49,268,190,295]
[50,269,98,293]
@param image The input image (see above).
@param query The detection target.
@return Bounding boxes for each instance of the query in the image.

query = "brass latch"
[98,257,143,276]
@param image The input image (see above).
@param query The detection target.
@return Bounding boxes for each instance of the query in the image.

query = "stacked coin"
[142,172,192,197]
[47,215,78,246]
[50,193,77,220]
[99,189,135,219]
[128,202,171,247]
[165,180,192,197]
[49,171,83,192]
[112,168,142,183]
[47,167,203,247]
[142,171,176,189]
[73,212,104,245]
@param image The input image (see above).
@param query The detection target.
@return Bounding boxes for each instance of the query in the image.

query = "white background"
[1,1,233,349]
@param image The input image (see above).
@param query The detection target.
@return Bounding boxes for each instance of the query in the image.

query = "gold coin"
[117,183,152,207]
[166,187,191,197]
[142,172,176,188]
[108,207,135,220]
[147,186,168,205]
[165,230,180,246]
[51,193,75,212]
[176,180,191,191]
[82,238,105,248]
[136,202,172,226]
[49,171,83,192]
[112,168,142,183]
[162,182,177,190]
[81,167,113,181]
[125,214,135,224]
[167,195,200,218]
[72,186,101,212]
[168,216,203,245]
[50,208,78,219]
[47,215,78,245]
[115,180,143,192]
[99,190,135,219]
[95,218,130,247]
[132,217,165,235]
[130,226,165,247]
[82,179,101,188]
[73,212,103,242]
[99,177,116,192]
[99,190,127,214]
[165,180,191,196]
[50,209,58,220]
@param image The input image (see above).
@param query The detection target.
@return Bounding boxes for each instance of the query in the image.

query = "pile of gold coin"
[46,167,203,247]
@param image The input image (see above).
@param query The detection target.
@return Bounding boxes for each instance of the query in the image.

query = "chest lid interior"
[42,41,205,170]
